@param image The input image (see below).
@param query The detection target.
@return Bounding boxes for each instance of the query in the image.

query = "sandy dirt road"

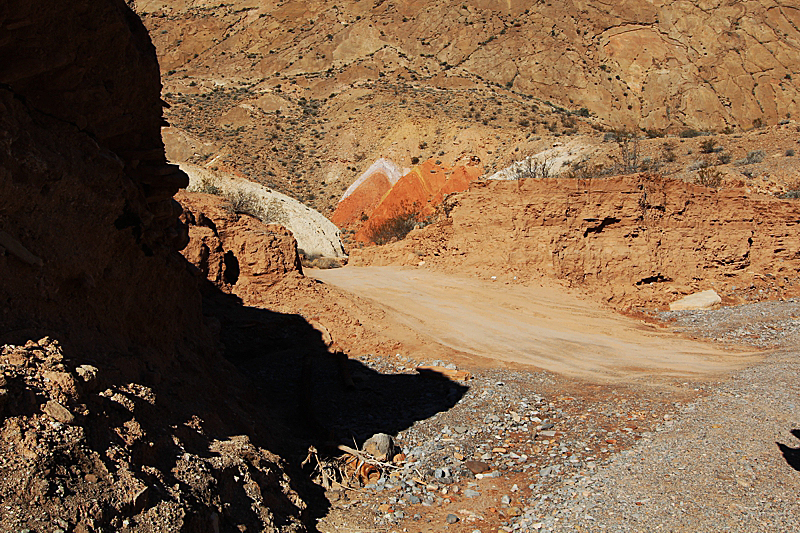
[309,266,761,383]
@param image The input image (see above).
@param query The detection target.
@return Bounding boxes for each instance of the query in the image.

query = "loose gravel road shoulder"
[316,295,799,532]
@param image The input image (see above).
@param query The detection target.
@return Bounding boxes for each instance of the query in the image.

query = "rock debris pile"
[318,355,683,532]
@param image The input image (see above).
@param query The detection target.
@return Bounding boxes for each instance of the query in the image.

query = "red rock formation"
[178,191,304,296]
[352,175,800,309]
[331,158,482,242]
[331,170,394,228]
[354,159,482,242]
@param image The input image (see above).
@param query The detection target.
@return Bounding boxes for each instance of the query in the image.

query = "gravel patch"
[320,300,800,532]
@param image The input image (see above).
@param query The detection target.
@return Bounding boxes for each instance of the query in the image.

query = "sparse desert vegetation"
[4,1,800,533]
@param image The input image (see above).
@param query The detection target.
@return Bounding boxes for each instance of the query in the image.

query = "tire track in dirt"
[310,266,761,383]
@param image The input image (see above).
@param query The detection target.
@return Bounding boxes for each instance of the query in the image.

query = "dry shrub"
[694,167,724,188]
[225,189,260,216]
[512,156,554,180]
[779,178,800,199]
[366,202,424,245]
[300,255,342,269]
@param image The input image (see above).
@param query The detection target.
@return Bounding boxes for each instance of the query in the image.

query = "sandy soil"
[309,266,761,384]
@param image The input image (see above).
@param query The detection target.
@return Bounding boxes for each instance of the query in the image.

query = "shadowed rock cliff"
[0,2,312,531]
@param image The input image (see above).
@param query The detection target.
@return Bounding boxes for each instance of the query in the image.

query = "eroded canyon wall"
[352,176,800,309]
[0,0,198,352]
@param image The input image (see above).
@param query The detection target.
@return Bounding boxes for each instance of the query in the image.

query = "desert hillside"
[2,2,799,532]
[134,0,800,212]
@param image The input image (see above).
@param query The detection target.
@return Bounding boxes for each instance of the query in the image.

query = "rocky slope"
[181,163,347,258]
[132,0,800,213]
[351,174,800,310]
[137,0,800,131]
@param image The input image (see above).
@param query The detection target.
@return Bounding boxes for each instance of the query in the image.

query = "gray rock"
[435,467,451,479]
[464,489,481,498]
[446,514,459,524]
[43,400,74,424]
[408,495,421,504]
[363,433,394,461]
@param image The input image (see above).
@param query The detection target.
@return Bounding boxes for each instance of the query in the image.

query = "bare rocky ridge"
[181,163,347,258]
[131,0,800,213]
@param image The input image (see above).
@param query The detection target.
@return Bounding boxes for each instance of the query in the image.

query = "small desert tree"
[511,156,554,180]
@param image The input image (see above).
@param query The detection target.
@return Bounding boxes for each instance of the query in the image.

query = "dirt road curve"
[310,266,760,383]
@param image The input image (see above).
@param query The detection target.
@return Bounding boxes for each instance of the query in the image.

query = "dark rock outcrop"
[0,0,196,351]
[0,2,311,531]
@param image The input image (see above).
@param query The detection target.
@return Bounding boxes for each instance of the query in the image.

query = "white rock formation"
[180,163,347,258]
[487,140,592,180]
[669,289,722,311]
[339,158,405,202]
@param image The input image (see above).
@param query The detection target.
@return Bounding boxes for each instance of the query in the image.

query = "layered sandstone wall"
[352,176,800,309]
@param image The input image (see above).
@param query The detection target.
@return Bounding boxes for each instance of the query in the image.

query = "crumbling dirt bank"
[352,175,800,310]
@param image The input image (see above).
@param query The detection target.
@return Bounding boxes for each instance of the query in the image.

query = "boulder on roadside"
[363,433,395,461]
[669,289,722,311]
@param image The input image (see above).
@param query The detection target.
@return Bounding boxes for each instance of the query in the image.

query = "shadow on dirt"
[776,429,800,472]
[202,283,469,528]
[0,281,466,533]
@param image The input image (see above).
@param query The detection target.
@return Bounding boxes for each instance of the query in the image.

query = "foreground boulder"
[178,191,305,296]
[669,290,723,311]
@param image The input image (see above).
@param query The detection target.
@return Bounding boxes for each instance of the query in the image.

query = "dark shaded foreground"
[202,282,469,524]
[777,429,800,472]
